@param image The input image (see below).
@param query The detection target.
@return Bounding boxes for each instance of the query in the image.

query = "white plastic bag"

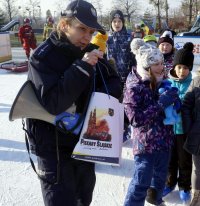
[72,92,124,166]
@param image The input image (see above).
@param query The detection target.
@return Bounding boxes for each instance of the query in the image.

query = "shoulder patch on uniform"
[33,41,52,59]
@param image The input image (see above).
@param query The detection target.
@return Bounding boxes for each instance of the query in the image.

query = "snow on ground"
[0,47,189,206]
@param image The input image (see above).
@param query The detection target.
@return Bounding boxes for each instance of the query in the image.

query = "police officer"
[26,0,121,206]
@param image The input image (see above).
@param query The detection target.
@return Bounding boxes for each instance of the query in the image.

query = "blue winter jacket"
[123,68,175,155]
[169,71,192,134]
[107,28,136,82]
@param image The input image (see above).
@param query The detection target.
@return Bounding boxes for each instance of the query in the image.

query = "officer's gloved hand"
[158,88,179,109]
[54,112,83,135]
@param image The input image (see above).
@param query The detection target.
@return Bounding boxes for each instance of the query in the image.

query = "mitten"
[158,89,179,109]
[54,112,83,135]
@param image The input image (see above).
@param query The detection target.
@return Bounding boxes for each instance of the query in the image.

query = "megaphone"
[9,81,76,124]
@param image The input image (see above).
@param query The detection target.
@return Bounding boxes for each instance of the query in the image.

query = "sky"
[43,0,182,15]
[0,45,196,206]
[11,0,182,17]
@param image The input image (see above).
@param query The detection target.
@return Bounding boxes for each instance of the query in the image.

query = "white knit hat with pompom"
[130,38,164,80]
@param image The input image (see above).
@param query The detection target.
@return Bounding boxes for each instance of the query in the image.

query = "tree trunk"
[189,0,192,27]
[158,0,161,32]
[165,0,168,26]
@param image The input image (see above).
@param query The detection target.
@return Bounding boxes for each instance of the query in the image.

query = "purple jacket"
[123,69,175,155]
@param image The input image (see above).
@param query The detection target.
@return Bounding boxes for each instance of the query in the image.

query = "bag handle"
[94,63,110,98]
[57,76,94,135]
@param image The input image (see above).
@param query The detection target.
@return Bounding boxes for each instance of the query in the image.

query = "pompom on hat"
[130,38,145,55]
[130,38,164,80]
[158,30,175,46]
[173,42,194,71]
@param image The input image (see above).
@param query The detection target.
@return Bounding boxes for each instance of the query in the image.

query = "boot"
[146,187,157,205]
[190,190,200,206]
[162,185,176,197]
[179,190,191,203]
[146,187,166,205]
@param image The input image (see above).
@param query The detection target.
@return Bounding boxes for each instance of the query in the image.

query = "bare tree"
[149,0,165,32]
[193,0,200,16]
[0,9,5,25]
[1,0,17,21]
[164,0,169,25]
[111,0,140,23]
[89,0,103,12]
[180,0,200,29]
[168,7,187,32]
[56,0,69,15]
[189,0,193,26]
[25,0,40,25]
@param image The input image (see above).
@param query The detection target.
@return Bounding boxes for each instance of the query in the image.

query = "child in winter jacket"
[107,9,136,84]
[107,9,136,142]
[163,42,194,203]
[123,38,180,206]
[158,30,176,76]
[182,76,200,206]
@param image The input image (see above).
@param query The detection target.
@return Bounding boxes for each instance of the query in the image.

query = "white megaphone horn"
[9,81,76,123]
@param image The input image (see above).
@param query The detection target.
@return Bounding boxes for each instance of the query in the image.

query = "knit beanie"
[173,42,194,71]
[130,38,164,80]
[110,10,125,25]
[158,30,174,46]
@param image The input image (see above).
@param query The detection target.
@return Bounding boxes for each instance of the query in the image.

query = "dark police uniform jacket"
[182,76,200,156]
[26,31,122,157]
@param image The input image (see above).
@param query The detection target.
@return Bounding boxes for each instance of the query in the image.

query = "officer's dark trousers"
[192,155,200,190]
[37,154,96,206]
[166,134,192,191]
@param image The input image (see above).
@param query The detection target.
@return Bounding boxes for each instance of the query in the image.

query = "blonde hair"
[56,16,76,39]
[149,69,158,91]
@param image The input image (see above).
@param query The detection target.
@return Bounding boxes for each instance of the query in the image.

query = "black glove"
[158,89,179,109]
